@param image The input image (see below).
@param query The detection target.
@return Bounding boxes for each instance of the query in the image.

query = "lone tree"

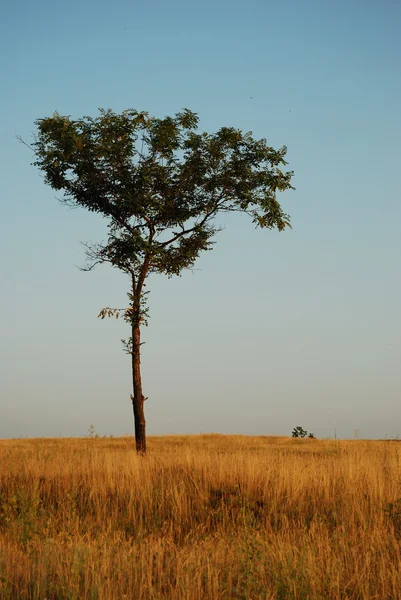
[33,108,294,453]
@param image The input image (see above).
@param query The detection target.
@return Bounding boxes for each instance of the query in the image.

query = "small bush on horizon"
[292,426,316,439]
[87,424,99,439]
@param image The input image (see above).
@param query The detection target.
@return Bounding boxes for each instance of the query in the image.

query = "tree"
[32,108,294,454]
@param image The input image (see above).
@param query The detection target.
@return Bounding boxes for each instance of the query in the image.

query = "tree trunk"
[131,322,146,454]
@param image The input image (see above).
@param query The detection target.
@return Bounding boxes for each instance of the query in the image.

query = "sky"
[1,0,400,440]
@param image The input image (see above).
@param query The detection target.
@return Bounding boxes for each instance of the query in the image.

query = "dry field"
[1,434,401,599]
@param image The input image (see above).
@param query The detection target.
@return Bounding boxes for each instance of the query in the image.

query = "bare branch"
[57,196,80,210]
[16,135,35,152]
[78,240,111,272]
[76,260,105,272]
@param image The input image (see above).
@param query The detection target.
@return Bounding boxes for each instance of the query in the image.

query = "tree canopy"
[34,108,293,281]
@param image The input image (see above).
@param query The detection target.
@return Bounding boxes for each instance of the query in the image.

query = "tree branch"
[78,240,111,272]
[77,260,106,272]
[140,213,155,235]
[136,227,154,297]
[159,196,224,247]
[16,135,35,152]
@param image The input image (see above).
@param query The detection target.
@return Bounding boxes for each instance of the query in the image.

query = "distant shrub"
[87,424,99,439]
[292,426,316,439]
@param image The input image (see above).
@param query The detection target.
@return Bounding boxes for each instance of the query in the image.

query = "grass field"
[1,434,401,599]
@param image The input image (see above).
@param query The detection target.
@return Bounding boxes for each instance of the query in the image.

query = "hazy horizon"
[1,0,400,440]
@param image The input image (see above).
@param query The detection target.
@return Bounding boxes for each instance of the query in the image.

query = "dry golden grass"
[1,434,401,599]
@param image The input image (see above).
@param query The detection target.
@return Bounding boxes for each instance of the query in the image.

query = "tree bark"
[129,259,150,455]
[131,321,146,454]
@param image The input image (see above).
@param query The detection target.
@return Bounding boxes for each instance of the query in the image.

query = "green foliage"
[292,426,316,439]
[33,107,294,292]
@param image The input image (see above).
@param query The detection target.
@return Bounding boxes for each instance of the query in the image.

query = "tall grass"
[1,435,401,599]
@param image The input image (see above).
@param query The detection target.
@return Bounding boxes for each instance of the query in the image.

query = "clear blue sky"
[1,0,400,439]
